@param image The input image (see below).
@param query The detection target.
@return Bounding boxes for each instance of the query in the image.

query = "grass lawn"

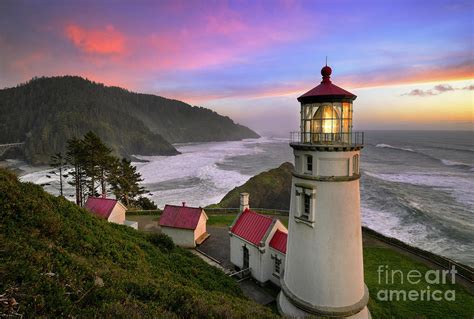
[126,209,161,215]
[207,214,238,226]
[364,246,473,318]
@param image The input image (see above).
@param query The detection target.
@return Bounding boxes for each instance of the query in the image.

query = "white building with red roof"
[229,206,288,287]
[159,203,209,248]
[84,197,138,229]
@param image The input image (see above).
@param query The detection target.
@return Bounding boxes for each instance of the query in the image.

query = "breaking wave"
[375,143,415,152]
[135,137,292,208]
[440,159,474,170]
[375,144,474,171]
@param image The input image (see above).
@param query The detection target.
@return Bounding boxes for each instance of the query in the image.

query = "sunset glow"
[1,0,472,133]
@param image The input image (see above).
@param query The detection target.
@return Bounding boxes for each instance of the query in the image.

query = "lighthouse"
[278,65,369,318]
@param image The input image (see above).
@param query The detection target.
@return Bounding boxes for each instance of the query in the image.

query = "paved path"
[198,226,278,305]
[238,279,278,305]
[198,226,233,269]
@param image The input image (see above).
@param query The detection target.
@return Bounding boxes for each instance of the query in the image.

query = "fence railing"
[203,207,289,216]
[290,131,364,147]
[126,207,289,216]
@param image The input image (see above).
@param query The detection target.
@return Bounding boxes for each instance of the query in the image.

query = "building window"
[353,154,359,175]
[302,193,311,219]
[274,256,281,275]
[306,155,313,173]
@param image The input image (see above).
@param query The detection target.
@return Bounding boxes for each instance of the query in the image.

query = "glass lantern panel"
[341,102,352,142]
[311,104,340,134]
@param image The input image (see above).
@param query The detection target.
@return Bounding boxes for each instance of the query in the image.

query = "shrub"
[146,232,175,252]
[131,196,158,210]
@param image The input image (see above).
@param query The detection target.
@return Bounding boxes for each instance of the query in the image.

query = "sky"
[0,0,473,134]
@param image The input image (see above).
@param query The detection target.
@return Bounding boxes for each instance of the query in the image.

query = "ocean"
[16,130,474,266]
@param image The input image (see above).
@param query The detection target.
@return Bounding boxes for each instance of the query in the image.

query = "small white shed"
[229,208,288,286]
[84,197,138,229]
[159,203,209,248]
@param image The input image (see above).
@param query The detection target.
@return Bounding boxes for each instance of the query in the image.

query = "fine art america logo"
[376,265,457,302]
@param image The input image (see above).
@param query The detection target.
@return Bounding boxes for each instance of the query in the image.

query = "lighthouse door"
[243,246,249,269]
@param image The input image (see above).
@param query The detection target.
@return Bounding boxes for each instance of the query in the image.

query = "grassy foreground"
[0,168,276,318]
[205,212,473,318]
[364,247,473,318]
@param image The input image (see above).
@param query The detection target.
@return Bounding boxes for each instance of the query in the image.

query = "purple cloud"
[433,84,454,92]
[402,83,470,97]
[402,89,436,97]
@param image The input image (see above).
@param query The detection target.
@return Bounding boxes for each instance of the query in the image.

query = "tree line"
[50,131,156,209]
[0,75,257,165]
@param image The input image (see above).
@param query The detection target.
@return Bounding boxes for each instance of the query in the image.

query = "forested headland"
[0,76,259,164]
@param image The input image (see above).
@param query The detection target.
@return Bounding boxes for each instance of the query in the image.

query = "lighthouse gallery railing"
[289,132,364,147]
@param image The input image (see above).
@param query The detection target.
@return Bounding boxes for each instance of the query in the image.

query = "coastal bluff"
[0,76,259,164]
[215,162,293,210]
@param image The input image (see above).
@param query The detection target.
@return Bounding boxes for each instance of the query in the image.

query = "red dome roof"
[297,65,356,103]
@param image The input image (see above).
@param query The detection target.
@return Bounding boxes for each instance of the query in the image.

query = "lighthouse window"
[306,155,313,173]
[353,154,359,175]
[302,193,311,219]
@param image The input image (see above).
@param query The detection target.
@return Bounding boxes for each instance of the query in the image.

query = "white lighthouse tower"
[278,65,369,318]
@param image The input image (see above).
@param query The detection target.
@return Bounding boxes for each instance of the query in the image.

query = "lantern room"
[292,65,363,146]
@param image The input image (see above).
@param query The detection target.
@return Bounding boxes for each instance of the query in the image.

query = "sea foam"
[376,143,415,152]
[135,138,274,208]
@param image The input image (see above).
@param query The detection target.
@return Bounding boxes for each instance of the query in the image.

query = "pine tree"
[82,131,114,198]
[50,152,66,197]
[109,158,146,207]
[66,138,87,206]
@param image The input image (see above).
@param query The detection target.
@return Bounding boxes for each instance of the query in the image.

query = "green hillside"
[0,76,259,164]
[0,168,275,318]
[215,162,293,210]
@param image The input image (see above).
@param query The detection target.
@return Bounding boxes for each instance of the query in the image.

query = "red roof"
[269,230,288,254]
[159,204,204,230]
[84,197,119,219]
[230,209,274,246]
[297,65,356,103]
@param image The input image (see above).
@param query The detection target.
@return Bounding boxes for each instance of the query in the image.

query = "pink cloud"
[132,2,313,72]
[339,59,474,89]
[65,24,126,55]
[54,2,314,78]
[159,61,474,104]
[8,51,47,81]
[156,81,307,104]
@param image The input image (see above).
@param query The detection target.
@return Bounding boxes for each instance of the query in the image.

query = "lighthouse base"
[277,292,370,319]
